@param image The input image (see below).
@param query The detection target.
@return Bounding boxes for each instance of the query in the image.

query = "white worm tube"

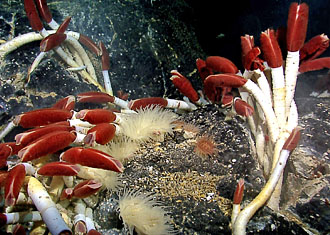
[238,88,257,136]
[77,165,118,190]
[266,133,289,210]
[28,51,47,78]
[271,67,286,129]
[85,207,97,232]
[166,98,197,111]
[73,132,86,144]
[66,43,84,67]
[66,65,87,71]
[45,17,98,82]
[233,128,300,234]
[113,96,129,110]
[21,163,35,175]
[62,176,74,188]
[3,211,42,224]
[0,25,101,91]
[48,19,59,29]
[243,80,279,143]
[0,32,43,57]
[27,177,71,234]
[255,125,266,169]
[16,192,32,205]
[0,31,89,57]
[241,69,253,80]
[48,176,65,202]
[74,200,87,233]
[285,51,300,118]
[0,121,16,141]
[267,101,298,210]
[286,100,299,133]
[65,35,97,81]
[231,204,240,227]
[69,116,93,139]
[39,28,104,92]
[254,69,273,107]
[102,70,113,96]
[233,148,291,235]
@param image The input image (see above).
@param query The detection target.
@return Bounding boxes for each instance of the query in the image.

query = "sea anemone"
[119,106,178,142]
[77,165,121,190]
[117,190,174,235]
[172,120,199,139]
[94,137,139,163]
[194,135,218,158]
[182,122,200,139]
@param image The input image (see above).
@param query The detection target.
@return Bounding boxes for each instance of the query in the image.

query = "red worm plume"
[77,91,115,103]
[40,33,67,52]
[24,0,43,31]
[73,179,102,198]
[205,56,239,74]
[234,98,254,117]
[79,34,101,56]
[14,108,73,128]
[61,147,124,172]
[37,162,80,176]
[35,0,53,23]
[5,164,26,206]
[221,92,233,108]
[300,34,329,62]
[241,35,254,56]
[203,74,246,102]
[241,34,264,71]
[52,95,75,110]
[299,57,330,73]
[12,224,26,235]
[18,130,76,162]
[170,70,199,102]
[56,16,72,34]
[15,125,74,147]
[60,188,74,200]
[1,142,25,167]
[196,58,213,81]
[260,29,283,68]
[243,47,263,71]
[100,42,110,71]
[233,178,245,204]
[87,229,101,235]
[84,123,116,145]
[286,2,309,52]
[75,109,116,124]
[0,143,13,168]
[283,127,301,151]
[128,97,168,110]
[0,171,9,188]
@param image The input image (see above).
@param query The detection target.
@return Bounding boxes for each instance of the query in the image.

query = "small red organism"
[194,135,218,157]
